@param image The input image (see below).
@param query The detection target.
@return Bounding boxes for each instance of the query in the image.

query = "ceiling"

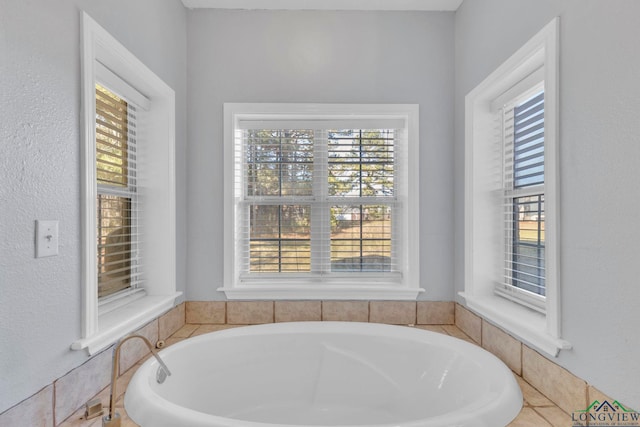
[181,0,463,11]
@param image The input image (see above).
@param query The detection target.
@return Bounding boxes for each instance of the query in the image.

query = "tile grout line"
[52,382,57,427]
[532,405,571,426]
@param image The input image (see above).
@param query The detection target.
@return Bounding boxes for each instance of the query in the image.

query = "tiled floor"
[59,324,572,427]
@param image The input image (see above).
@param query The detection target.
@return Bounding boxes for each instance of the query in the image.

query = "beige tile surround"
[0,303,186,427]
[0,300,628,427]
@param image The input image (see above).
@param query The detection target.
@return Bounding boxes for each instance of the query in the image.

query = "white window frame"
[73,12,180,355]
[221,103,421,300]
[461,18,571,357]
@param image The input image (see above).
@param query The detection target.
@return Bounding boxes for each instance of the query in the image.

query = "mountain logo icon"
[577,400,634,413]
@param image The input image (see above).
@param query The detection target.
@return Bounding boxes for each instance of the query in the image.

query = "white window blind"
[327,129,396,273]
[497,88,546,312]
[235,123,404,282]
[95,84,143,299]
[512,91,545,188]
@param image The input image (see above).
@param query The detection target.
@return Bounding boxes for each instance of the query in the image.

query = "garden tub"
[125,322,522,427]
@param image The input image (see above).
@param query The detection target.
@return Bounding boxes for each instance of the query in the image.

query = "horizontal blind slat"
[513,90,544,189]
[96,116,129,136]
[96,128,127,146]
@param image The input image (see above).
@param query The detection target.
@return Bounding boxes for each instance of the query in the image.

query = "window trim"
[221,103,421,300]
[73,12,179,355]
[461,17,570,357]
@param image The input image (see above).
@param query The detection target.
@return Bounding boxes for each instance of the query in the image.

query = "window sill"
[458,292,571,357]
[219,285,423,300]
[71,292,182,355]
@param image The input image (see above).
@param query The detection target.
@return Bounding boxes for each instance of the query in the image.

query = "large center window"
[222,104,420,300]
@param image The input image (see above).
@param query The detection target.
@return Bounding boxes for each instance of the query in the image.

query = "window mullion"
[97,184,135,198]
[311,129,328,274]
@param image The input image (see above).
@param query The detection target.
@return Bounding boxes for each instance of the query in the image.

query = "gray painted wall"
[0,0,187,412]
[454,0,640,408]
[186,10,455,301]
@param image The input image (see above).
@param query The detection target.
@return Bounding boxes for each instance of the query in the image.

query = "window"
[463,18,571,357]
[244,129,394,274]
[497,88,547,312]
[74,13,179,355]
[95,83,141,300]
[221,104,421,300]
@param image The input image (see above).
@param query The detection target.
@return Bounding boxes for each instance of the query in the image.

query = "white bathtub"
[125,322,522,427]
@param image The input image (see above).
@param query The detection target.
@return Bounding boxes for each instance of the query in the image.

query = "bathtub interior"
[132,324,518,426]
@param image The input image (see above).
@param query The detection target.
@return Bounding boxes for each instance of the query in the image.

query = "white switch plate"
[35,220,59,258]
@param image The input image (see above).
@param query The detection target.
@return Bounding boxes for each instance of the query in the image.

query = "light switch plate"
[35,220,59,258]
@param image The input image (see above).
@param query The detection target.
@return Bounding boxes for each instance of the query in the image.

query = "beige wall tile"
[88,382,112,415]
[185,301,226,324]
[413,325,447,334]
[0,385,53,427]
[227,301,274,324]
[522,345,587,414]
[171,323,199,338]
[482,321,522,375]
[369,301,416,324]
[454,304,482,344]
[158,303,185,340]
[118,358,143,398]
[534,406,571,427]
[441,325,475,343]
[275,301,322,322]
[507,407,552,426]
[321,301,369,322]
[190,324,243,337]
[54,349,112,425]
[57,405,102,426]
[117,410,138,427]
[416,301,454,325]
[516,376,553,408]
[119,320,159,374]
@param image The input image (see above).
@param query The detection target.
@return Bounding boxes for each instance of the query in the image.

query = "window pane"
[328,129,394,197]
[96,85,129,187]
[513,91,544,188]
[331,205,391,272]
[250,205,311,272]
[512,195,545,295]
[246,130,313,197]
[97,195,131,297]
